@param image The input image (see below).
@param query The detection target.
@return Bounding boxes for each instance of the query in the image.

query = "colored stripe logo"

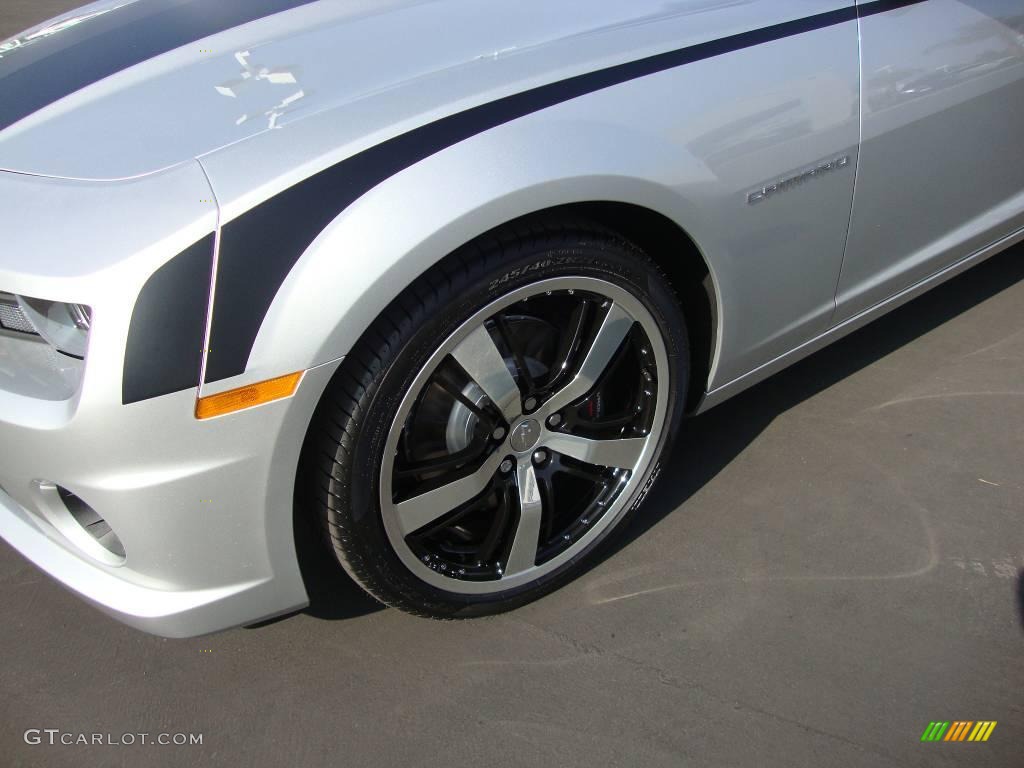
[921,721,997,742]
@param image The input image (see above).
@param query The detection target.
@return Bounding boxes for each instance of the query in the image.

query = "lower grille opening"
[56,486,126,560]
[31,480,127,566]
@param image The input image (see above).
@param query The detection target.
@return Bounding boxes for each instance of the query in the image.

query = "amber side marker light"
[195,372,303,420]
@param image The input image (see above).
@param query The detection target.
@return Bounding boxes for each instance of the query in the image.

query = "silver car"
[1,0,1021,636]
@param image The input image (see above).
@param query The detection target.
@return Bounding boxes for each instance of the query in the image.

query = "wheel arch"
[252,196,720,414]
[414,201,719,413]
[288,200,719,595]
[558,202,717,413]
[295,213,698,613]
[214,114,726,407]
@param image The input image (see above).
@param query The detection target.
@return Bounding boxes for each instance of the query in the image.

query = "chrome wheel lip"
[379,276,670,595]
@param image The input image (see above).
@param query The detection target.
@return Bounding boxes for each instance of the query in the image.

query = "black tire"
[300,217,689,618]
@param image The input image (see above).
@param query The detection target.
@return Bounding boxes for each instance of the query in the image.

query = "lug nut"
[547,413,562,428]
[532,449,548,465]
[500,458,514,474]
[523,397,538,412]
[492,426,507,441]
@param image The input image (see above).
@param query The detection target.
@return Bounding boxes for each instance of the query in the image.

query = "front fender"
[203,115,722,396]
[198,10,859,399]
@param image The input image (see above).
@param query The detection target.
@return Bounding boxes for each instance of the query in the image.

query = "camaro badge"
[747,155,851,205]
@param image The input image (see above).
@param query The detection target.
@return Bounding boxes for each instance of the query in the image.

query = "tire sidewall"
[340,233,689,615]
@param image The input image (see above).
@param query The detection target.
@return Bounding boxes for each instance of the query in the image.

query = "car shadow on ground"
[1017,570,1024,633]
[595,243,1024,569]
[292,505,387,621]
[261,244,1024,627]
[246,508,385,627]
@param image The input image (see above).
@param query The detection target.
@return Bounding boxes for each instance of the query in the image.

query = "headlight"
[15,295,92,358]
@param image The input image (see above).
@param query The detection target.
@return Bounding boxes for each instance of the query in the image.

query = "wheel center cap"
[509,419,542,453]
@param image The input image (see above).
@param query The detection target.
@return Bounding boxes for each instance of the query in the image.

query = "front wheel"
[303,220,689,617]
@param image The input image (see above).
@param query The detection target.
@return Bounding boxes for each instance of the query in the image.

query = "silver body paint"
[0,0,1021,635]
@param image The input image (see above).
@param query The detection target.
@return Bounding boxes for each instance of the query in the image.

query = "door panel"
[836,0,1024,321]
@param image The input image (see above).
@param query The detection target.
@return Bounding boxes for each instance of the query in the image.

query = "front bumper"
[0,361,339,637]
[0,165,342,637]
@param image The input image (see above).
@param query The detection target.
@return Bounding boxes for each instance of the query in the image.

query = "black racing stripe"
[0,0,320,132]
[123,234,214,405]
[205,0,928,383]
[858,0,930,16]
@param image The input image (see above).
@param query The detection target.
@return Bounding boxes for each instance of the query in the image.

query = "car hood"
[0,0,722,181]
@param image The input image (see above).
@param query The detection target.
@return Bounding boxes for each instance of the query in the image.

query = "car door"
[835,0,1024,322]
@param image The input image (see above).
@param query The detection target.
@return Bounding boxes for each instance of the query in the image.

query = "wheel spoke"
[538,472,556,542]
[395,451,504,535]
[478,482,515,563]
[545,432,646,469]
[551,299,591,387]
[450,324,521,421]
[393,438,490,479]
[504,463,543,575]
[433,377,498,432]
[543,303,634,414]
[494,314,535,396]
